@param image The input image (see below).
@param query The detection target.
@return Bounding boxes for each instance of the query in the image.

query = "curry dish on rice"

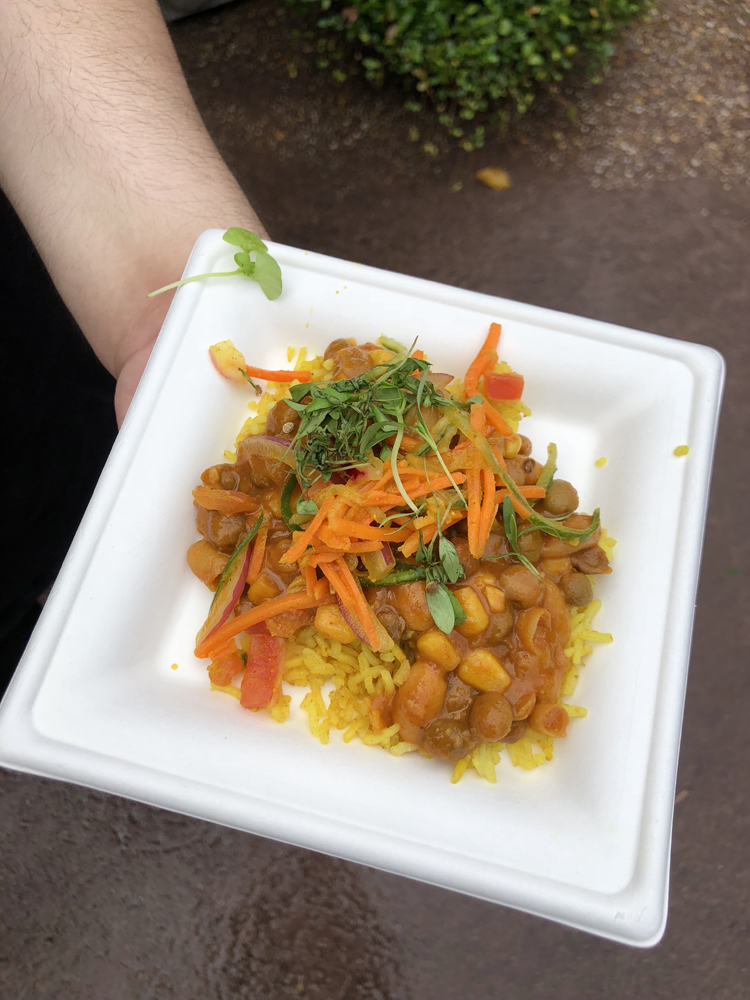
[187,327,614,782]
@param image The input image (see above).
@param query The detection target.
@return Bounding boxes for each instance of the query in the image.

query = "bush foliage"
[287,0,645,142]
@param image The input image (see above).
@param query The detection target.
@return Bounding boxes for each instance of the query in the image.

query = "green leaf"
[537,443,557,492]
[378,334,409,354]
[502,494,518,550]
[296,499,319,516]
[252,251,283,300]
[444,585,467,627]
[223,228,268,254]
[438,535,463,584]
[280,473,298,532]
[238,368,262,394]
[425,582,456,634]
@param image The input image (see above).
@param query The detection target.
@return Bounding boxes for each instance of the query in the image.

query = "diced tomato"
[240,633,283,710]
[483,372,524,401]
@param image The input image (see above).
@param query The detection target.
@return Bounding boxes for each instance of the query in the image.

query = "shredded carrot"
[399,510,467,558]
[320,561,358,617]
[466,468,482,557]
[337,558,380,649]
[302,565,317,597]
[411,349,425,360]
[496,486,546,500]
[327,518,413,542]
[196,592,329,658]
[484,402,514,437]
[464,323,501,398]
[478,469,497,554]
[314,577,331,599]
[470,401,486,437]
[246,523,268,585]
[281,495,337,564]
[318,525,352,551]
[245,365,311,383]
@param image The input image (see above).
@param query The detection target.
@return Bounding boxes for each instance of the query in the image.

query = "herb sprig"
[286,350,470,490]
[148,229,282,301]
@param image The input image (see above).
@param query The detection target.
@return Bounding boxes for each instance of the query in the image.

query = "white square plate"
[0,231,723,946]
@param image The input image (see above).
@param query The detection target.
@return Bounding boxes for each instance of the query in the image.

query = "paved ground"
[1,1,748,997]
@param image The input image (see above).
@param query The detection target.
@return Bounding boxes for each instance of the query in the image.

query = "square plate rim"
[0,231,725,948]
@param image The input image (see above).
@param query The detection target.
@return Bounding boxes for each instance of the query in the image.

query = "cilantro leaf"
[425,582,456,634]
[295,499,319,516]
[438,535,463,584]
[252,251,283,300]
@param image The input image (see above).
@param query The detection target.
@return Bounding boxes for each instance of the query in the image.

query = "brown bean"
[265,399,301,439]
[205,511,248,553]
[497,564,544,608]
[451,536,481,578]
[422,719,475,761]
[483,609,514,644]
[560,570,594,607]
[393,660,448,744]
[502,720,528,744]
[522,458,543,485]
[388,581,434,632]
[518,435,533,456]
[324,337,353,359]
[571,546,610,575]
[504,457,527,486]
[543,479,579,517]
[517,528,543,564]
[469,692,513,741]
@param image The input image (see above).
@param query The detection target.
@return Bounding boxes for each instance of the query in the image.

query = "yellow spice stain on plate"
[674,445,690,456]
[595,457,608,467]
[171,663,179,671]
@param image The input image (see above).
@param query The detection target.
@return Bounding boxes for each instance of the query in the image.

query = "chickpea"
[497,564,544,608]
[469,692,513,741]
[458,649,512,693]
[315,604,357,644]
[422,719,475,761]
[560,570,594,607]
[416,629,461,671]
[453,587,490,637]
[247,570,283,605]
[187,539,229,590]
[543,479,579,517]
[503,434,522,459]
[528,702,569,738]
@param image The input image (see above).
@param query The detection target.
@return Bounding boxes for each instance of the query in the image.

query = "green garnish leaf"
[502,495,542,580]
[252,251,283,300]
[537,443,557,493]
[438,535,463,584]
[280,473,298,532]
[444,585,467,627]
[223,227,268,254]
[147,228,281,300]
[425,581,457,634]
[378,334,409,354]
[295,499,319,516]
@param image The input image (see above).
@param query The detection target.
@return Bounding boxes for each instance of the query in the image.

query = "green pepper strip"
[279,473,298,533]
[444,408,600,542]
[536,443,557,493]
[360,566,427,587]
[208,511,264,610]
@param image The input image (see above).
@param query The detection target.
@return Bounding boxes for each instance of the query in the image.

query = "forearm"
[0,0,263,383]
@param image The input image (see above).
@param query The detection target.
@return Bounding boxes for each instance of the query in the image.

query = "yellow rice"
[210,341,615,783]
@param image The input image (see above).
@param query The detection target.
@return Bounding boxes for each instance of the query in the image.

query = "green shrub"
[286,0,646,141]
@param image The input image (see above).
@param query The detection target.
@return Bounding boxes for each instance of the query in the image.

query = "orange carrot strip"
[478,469,497,554]
[470,401,486,437]
[464,323,501,398]
[246,523,268,585]
[411,349,425,360]
[281,495,337,564]
[467,468,482,557]
[483,402,514,438]
[496,486,547,500]
[336,558,380,649]
[320,562,358,615]
[399,510,467,558]
[314,577,331,599]
[302,565,317,597]
[245,365,311,383]
[318,525,352,551]
[497,490,534,519]
[327,517,413,542]
[196,592,328,658]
